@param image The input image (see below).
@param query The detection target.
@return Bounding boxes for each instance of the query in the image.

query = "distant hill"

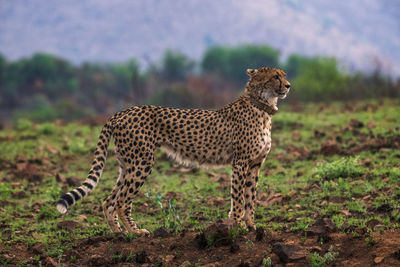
[0,0,399,76]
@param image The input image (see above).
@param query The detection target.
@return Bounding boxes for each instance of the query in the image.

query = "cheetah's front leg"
[243,161,263,231]
[229,161,248,225]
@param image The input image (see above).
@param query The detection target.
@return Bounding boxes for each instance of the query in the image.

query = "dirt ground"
[2,225,400,266]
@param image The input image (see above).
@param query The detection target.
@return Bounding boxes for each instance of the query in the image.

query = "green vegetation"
[1,44,398,122]
[0,98,399,266]
[292,57,348,101]
[310,246,338,267]
[314,157,364,180]
[202,45,280,83]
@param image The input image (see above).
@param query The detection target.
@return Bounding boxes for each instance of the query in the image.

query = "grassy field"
[0,98,400,266]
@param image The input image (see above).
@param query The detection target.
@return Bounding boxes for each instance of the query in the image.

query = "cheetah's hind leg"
[116,151,154,236]
[102,160,125,232]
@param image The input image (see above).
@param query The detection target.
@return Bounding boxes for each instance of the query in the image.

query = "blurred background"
[0,0,399,123]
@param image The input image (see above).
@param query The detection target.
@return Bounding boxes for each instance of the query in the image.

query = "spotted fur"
[56,67,291,234]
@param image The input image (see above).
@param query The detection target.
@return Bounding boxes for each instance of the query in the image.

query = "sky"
[0,0,399,76]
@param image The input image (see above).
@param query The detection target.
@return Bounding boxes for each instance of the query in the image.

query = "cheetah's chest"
[259,127,272,155]
[254,116,272,159]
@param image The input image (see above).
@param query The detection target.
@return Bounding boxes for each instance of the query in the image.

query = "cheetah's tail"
[56,120,114,214]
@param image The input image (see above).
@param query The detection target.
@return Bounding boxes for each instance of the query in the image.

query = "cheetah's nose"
[285,83,291,89]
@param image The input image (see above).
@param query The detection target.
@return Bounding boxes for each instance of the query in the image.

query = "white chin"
[279,94,287,99]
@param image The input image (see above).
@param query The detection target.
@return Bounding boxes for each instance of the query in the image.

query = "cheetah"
[56,67,291,235]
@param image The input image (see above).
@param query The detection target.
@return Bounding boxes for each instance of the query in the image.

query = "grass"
[0,98,400,264]
[310,246,338,267]
[314,156,364,180]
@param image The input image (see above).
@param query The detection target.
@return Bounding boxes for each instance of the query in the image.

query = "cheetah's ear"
[246,69,257,76]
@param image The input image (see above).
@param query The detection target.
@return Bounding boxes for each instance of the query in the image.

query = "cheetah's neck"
[240,95,278,115]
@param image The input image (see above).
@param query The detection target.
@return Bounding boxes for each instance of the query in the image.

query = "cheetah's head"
[245,67,291,111]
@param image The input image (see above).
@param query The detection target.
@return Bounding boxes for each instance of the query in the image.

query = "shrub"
[314,157,364,180]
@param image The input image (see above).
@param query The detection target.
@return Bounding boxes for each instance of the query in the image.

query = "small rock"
[354,227,368,235]
[350,119,364,128]
[57,220,81,231]
[392,250,400,260]
[362,195,371,200]
[328,196,347,203]
[200,263,222,267]
[255,227,264,241]
[292,131,301,140]
[230,242,240,253]
[258,193,285,206]
[12,191,27,199]
[66,176,81,187]
[367,122,377,129]
[306,218,337,236]
[203,219,234,246]
[32,242,46,255]
[374,256,384,264]
[76,214,88,222]
[10,182,22,188]
[341,210,351,216]
[366,219,380,229]
[44,257,57,267]
[376,203,393,213]
[29,174,43,183]
[374,224,385,231]
[314,129,326,138]
[195,233,208,249]
[136,250,148,264]
[56,173,67,183]
[180,261,191,267]
[164,254,174,264]
[310,246,322,252]
[2,230,12,240]
[272,243,307,263]
[45,144,58,155]
[306,225,325,236]
[207,196,225,206]
[90,254,104,265]
[153,226,169,238]
[41,156,52,166]
[320,140,342,156]
[288,190,297,197]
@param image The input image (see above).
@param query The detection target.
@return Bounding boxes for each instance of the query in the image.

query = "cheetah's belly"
[162,141,234,167]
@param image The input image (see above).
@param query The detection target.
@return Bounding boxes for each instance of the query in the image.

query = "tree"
[21,53,75,98]
[202,45,280,84]
[292,57,348,101]
[159,50,194,82]
[0,53,5,84]
[109,59,142,98]
[285,54,312,79]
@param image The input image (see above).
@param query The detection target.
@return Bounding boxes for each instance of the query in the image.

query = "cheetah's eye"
[274,75,279,80]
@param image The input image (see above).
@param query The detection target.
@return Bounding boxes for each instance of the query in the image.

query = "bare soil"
[2,226,400,266]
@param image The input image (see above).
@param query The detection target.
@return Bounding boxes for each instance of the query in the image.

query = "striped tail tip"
[56,199,68,214]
